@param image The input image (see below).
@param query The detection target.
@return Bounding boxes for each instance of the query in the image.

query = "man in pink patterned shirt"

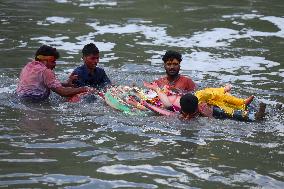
[17,45,89,101]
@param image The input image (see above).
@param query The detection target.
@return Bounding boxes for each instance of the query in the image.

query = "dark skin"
[164,58,181,82]
[69,53,100,82]
[38,57,56,70]
[83,53,100,74]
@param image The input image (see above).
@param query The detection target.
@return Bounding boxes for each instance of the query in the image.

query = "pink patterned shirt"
[16,60,62,100]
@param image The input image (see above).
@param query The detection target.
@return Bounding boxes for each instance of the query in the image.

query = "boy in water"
[17,45,90,101]
[68,43,111,89]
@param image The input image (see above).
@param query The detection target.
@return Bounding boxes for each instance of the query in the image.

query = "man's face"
[164,58,180,77]
[83,53,99,70]
[43,56,56,70]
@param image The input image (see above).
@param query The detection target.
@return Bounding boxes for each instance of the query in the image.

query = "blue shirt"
[72,65,111,89]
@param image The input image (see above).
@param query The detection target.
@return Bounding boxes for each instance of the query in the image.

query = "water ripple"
[12,140,91,149]
[0,158,57,162]
[97,164,185,177]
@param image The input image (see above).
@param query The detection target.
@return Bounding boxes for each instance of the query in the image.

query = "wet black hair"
[35,45,60,60]
[162,50,182,63]
[180,93,199,114]
[82,43,99,57]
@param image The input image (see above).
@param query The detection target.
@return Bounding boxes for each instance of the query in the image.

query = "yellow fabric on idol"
[195,87,246,116]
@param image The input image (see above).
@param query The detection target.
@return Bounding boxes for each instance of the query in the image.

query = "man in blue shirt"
[69,43,111,89]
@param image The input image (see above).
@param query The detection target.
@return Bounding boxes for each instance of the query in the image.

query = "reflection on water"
[19,110,58,136]
[0,0,283,188]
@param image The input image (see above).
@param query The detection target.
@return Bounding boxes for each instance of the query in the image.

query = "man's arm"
[43,68,88,97]
[52,86,88,97]
[62,73,78,87]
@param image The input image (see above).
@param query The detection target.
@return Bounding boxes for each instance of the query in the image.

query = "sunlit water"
[0,0,283,188]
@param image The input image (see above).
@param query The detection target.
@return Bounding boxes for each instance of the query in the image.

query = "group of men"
[16,43,266,121]
[16,44,194,101]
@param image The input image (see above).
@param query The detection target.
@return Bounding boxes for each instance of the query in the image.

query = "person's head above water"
[82,43,99,56]
[162,50,182,78]
[162,50,182,63]
[35,45,60,70]
[82,43,100,71]
[180,93,199,115]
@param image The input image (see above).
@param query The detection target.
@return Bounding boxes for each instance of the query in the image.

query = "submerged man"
[16,45,89,101]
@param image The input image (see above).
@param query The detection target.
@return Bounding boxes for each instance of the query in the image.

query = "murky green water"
[0,0,283,188]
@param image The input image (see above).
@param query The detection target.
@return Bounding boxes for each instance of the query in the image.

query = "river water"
[0,0,283,188]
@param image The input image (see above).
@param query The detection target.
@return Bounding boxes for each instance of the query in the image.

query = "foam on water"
[31,35,115,56]
[54,0,117,7]
[85,14,284,48]
[222,13,263,20]
[79,1,117,7]
[182,52,279,71]
[37,16,74,26]
[0,158,57,163]
[54,0,69,3]
[231,170,284,188]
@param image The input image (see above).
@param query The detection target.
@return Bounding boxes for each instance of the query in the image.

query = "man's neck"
[167,74,180,82]
[85,65,95,74]
[87,68,95,74]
